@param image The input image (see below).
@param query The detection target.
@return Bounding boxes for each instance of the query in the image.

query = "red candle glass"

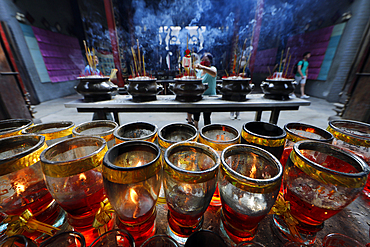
[322,233,364,247]
[273,141,369,245]
[89,229,135,247]
[219,144,282,244]
[40,137,109,245]
[103,141,162,246]
[199,124,240,207]
[39,231,85,247]
[280,122,333,169]
[0,119,33,139]
[164,141,220,245]
[0,235,38,247]
[327,120,370,198]
[0,135,61,242]
[141,234,179,247]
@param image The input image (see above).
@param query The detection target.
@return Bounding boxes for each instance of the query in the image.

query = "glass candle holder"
[0,135,61,241]
[22,121,75,146]
[273,141,369,245]
[39,231,85,247]
[103,141,162,246]
[184,230,228,247]
[114,122,158,144]
[0,235,38,247]
[241,121,286,160]
[199,124,240,207]
[89,229,135,247]
[0,119,33,139]
[158,123,198,153]
[327,120,370,197]
[40,137,109,245]
[73,120,118,148]
[141,234,179,247]
[322,233,364,247]
[281,122,333,168]
[237,241,266,247]
[219,144,282,244]
[164,141,220,245]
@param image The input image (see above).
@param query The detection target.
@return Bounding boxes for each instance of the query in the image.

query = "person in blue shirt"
[84,55,100,75]
[186,53,217,129]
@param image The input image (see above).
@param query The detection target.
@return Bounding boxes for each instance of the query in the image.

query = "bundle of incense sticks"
[130,40,147,77]
[83,40,96,74]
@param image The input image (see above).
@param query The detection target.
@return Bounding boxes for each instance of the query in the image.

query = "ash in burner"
[122,129,154,139]
[79,127,114,135]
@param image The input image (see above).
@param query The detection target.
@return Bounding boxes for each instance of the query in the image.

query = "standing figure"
[295,52,311,99]
[189,53,217,129]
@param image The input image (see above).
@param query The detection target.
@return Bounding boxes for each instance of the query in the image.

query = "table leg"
[269,109,281,124]
[255,111,262,121]
[113,111,120,125]
[92,111,114,121]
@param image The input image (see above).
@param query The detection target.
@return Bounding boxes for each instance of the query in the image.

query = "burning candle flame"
[136,161,142,167]
[184,184,192,194]
[79,173,87,181]
[129,188,139,219]
[250,154,258,178]
[14,183,25,196]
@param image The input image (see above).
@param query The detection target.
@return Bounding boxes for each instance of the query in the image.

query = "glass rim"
[21,121,75,135]
[89,229,134,247]
[323,233,363,246]
[113,121,158,141]
[164,141,220,175]
[284,122,333,142]
[158,122,198,144]
[293,140,369,178]
[328,119,370,140]
[142,234,179,247]
[39,231,85,247]
[73,120,118,137]
[221,144,283,184]
[103,140,161,171]
[0,119,33,135]
[0,134,45,164]
[243,121,286,140]
[200,123,240,144]
[40,136,106,165]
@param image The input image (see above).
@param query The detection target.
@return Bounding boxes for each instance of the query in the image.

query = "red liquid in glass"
[58,187,105,218]
[280,147,293,169]
[167,205,203,237]
[285,187,342,226]
[221,197,265,241]
[210,185,221,207]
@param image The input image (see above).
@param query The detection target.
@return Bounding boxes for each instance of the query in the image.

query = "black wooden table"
[64,94,310,125]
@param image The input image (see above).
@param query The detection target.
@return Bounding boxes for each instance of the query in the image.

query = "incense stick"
[278,49,284,73]
[285,55,292,77]
[225,69,229,77]
[131,47,138,76]
[130,65,135,77]
[281,47,290,76]
[137,40,142,74]
[109,69,118,81]
[142,54,146,76]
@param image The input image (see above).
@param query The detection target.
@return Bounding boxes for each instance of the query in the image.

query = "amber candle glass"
[114,122,157,144]
[0,135,61,242]
[22,121,74,145]
[199,124,240,207]
[164,141,220,245]
[141,234,179,247]
[327,120,370,198]
[73,120,118,148]
[40,137,109,245]
[322,233,364,247]
[0,119,33,139]
[39,231,85,247]
[158,123,198,153]
[89,229,135,247]
[0,235,38,247]
[273,141,369,245]
[241,121,286,160]
[219,144,282,244]
[103,141,162,246]
[280,123,333,169]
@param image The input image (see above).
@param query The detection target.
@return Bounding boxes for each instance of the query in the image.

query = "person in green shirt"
[186,53,217,129]
[295,52,311,99]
